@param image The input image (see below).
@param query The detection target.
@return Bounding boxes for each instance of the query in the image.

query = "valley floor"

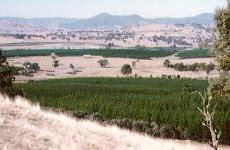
[8,55,217,81]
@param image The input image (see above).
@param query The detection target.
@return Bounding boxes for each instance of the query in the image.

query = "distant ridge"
[0,13,214,31]
[61,13,214,29]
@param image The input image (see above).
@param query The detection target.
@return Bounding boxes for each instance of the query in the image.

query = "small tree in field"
[163,59,171,68]
[69,64,77,74]
[22,62,39,77]
[51,53,59,68]
[0,50,23,97]
[121,64,132,75]
[98,59,109,68]
[0,50,15,87]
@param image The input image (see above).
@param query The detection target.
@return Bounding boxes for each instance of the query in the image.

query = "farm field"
[177,49,210,59]
[7,54,217,81]
[2,48,174,59]
[15,77,230,145]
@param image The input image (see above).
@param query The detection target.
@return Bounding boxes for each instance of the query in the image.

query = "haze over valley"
[1,0,230,150]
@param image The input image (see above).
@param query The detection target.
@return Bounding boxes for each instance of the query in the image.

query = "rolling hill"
[0,13,214,32]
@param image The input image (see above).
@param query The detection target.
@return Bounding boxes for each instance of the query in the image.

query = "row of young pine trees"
[0,1,230,150]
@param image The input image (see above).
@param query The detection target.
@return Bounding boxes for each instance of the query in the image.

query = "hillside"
[0,13,214,31]
[62,13,213,29]
[1,94,229,150]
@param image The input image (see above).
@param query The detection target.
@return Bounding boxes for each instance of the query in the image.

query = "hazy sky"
[0,0,227,18]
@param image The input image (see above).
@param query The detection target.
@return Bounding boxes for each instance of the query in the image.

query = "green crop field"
[2,48,174,59]
[177,49,210,59]
[15,78,230,144]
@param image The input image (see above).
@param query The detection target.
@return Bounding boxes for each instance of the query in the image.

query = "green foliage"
[2,48,174,59]
[70,64,74,70]
[217,50,230,71]
[0,50,23,97]
[163,59,171,68]
[0,50,15,88]
[169,62,215,73]
[50,53,59,68]
[210,1,230,96]
[14,78,230,144]
[121,64,132,75]
[52,60,59,68]
[212,4,230,71]
[22,62,40,76]
[97,59,109,68]
[177,49,210,59]
[209,75,230,97]
[69,64,77,74]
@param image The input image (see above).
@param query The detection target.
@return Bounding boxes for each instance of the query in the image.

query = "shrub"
[121,64,132,75]
[98,59,109,68]
[173,63,185,71]
[69,64,77,74]
[53,60,59,68]
[209,76,230,97]
[163,59,171,68]
[51,53,59,68]
[171,62,215,72]
[22,62,40,76]
[23,62,40,71]
[0,49,23,97]
[0,50,15,87]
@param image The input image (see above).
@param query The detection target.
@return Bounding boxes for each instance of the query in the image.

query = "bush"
[0,50,15,88]
[0,49,24,98]
[53,60,59,68]
[163,59,171,68]
[22,62,40,76]
[97,59,109,68]
[121,64,132,75]
[170,62,215,72]
[69,64,77,74]
[173,63,185,71]
[209,76,230,97]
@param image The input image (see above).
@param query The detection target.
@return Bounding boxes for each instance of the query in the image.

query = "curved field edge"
[14,77,230,145]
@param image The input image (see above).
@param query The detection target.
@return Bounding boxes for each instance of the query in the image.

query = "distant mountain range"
[61,13,214,29]
[0,13,214,32]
